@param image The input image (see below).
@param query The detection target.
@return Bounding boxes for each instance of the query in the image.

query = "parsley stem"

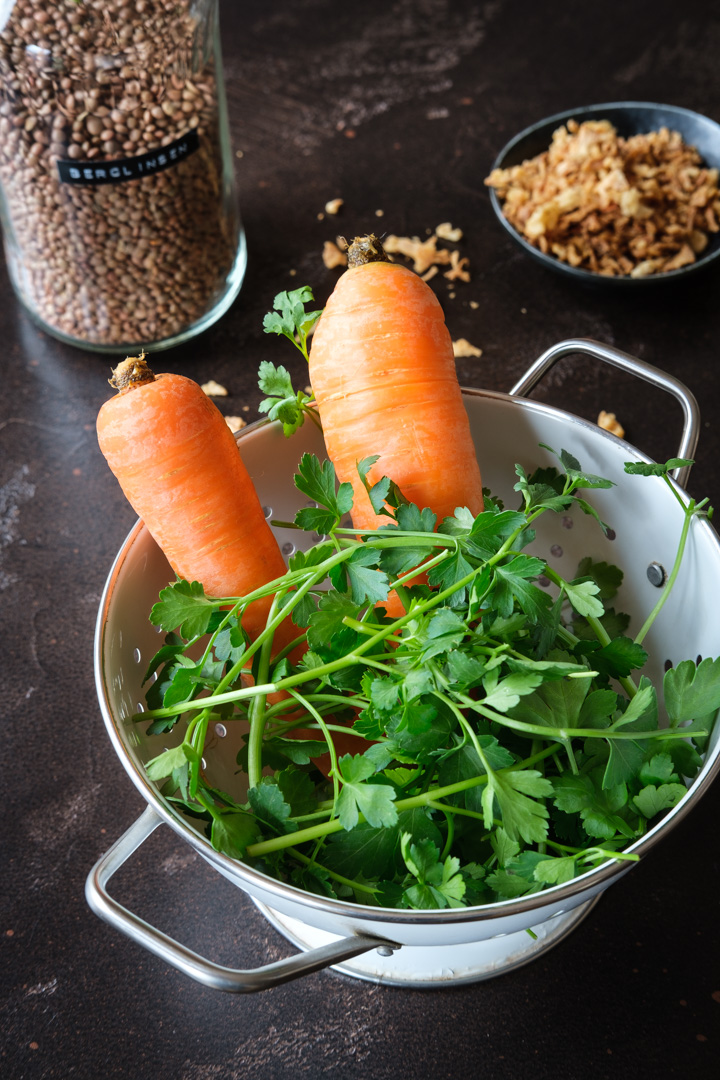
[288,849,379,895]
[245,746,559,858]
[143,513,541,724]
[246,601,277,790]
[427,799,487,825]
[289,688,340,813]
[245,774,494,857]
[209,546,359,702]
[544,839,639,863]
[634,497,695,646]
[453,690,697,742]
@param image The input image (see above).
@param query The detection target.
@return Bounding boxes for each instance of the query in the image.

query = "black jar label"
[57,128,200,185]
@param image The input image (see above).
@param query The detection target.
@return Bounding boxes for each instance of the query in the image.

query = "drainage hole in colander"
[263,505,273,519]
[561,516,573,530]
[550,544,563,558]
[664,659,673,672]
[215,723,227,738]
[133,647,142,664]
[136,702,145,713]
[606,528,616,541]
[697,654,703,665]
[282,541,296,556]
[538,574,550,588]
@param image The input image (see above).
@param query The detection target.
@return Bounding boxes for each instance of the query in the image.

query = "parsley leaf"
[624,457,694,477]
[664,657,720,725]
[257,361,314,437]
[482,769,553,843]
[533,855,577,885]
[576,557,623,599]
[336,754,398,830]
[552,773,636,840]
[633,783,687,818]
[145,742,200,782]
[400,834,466,909]
[330,547,390,604]
[563,577,604,619]
[306,590,360,649]
[150,579,215,638]
[248,778,298,834]
[294,454,354,534]
[491,555,549,621]
[262,286,322,360]
[211,813,260,859]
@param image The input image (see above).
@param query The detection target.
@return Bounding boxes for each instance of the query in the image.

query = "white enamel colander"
[86,339,720,991]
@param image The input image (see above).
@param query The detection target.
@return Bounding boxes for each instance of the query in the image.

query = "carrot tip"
[109,351,155,392]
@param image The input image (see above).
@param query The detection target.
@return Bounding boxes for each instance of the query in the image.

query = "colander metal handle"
[509,338,700,490]
[86,806,397,993]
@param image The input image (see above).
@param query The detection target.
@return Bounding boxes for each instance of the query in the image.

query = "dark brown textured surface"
[2,2,720,1077]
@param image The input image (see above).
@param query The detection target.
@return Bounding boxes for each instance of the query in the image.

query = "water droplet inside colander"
[263,506,273,519]
[215,723,227,738]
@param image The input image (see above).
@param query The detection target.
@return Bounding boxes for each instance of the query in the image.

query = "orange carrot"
[96,354,294,649]
[309,234,484,532]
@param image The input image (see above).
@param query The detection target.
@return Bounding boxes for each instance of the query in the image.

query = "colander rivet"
[647,562,666,587]
[376,945,395,957]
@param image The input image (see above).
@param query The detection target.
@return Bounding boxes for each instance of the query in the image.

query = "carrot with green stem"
[308,235,484,531]
[96,353,298,653]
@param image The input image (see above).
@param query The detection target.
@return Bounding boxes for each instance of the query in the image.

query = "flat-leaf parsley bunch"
[135,439,720,911]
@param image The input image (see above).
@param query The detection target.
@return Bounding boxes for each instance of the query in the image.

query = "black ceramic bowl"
[487,101,720,287]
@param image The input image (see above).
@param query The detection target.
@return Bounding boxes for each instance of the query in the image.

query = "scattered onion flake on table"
[322,225,470,283]
[597,411,625,438]
[485,119,720,277]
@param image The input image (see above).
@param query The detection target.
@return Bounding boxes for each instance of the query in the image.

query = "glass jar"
[0,0,245,352]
